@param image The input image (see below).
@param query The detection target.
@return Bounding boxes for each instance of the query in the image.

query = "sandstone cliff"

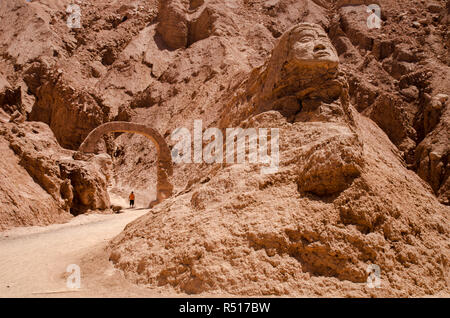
[0,119,111,230]
[0,0,449,297]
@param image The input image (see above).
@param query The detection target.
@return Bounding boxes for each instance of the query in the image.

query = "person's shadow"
[123,207,149,211]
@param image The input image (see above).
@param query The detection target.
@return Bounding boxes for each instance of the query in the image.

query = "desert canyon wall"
[0,0,449,296]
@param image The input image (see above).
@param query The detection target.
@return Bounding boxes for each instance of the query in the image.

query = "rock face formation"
[108,23,449,297]
[255,23,342,119]
[221,23,351,126]
[0,0,449,297]
[78,122,173,207]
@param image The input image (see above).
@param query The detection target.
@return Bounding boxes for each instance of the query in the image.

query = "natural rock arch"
[78,122,173,208]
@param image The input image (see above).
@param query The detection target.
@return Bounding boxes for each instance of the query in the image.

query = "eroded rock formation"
[156,0,229,50]
[79,122,173,207]
[108,23,449,297]
[0,0,448,297]
[0,119,112,230]
[220,23,363,196]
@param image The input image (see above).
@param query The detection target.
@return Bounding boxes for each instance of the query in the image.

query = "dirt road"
[0,208,168,297]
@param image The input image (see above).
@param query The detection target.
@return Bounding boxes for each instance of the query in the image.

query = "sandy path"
[0,208,165,298]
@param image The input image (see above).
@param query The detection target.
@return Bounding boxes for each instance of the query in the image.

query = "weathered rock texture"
[108,22,449,297]
[328,0,450,205]
[0,0,449,297]
[0,120,111,230]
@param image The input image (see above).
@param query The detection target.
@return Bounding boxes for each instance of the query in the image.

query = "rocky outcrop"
[297,131,364,196]
[157,0,190,49]
[26,61,109,150]
[0,134,70,231]
[367,93,414,152]
[415,94,450,205]
[0,83,22,116]
[156,0,230,50]
[0,72,30,118]
[423,93,448,135]
[0,120,111,229]
[329,1,449,204]
[109,23,449,297]
[0,0,449,297]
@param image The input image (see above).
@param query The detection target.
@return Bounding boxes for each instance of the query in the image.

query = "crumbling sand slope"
[109,108,449,297]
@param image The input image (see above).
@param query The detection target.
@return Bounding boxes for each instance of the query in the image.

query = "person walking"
[129,191,135,208]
